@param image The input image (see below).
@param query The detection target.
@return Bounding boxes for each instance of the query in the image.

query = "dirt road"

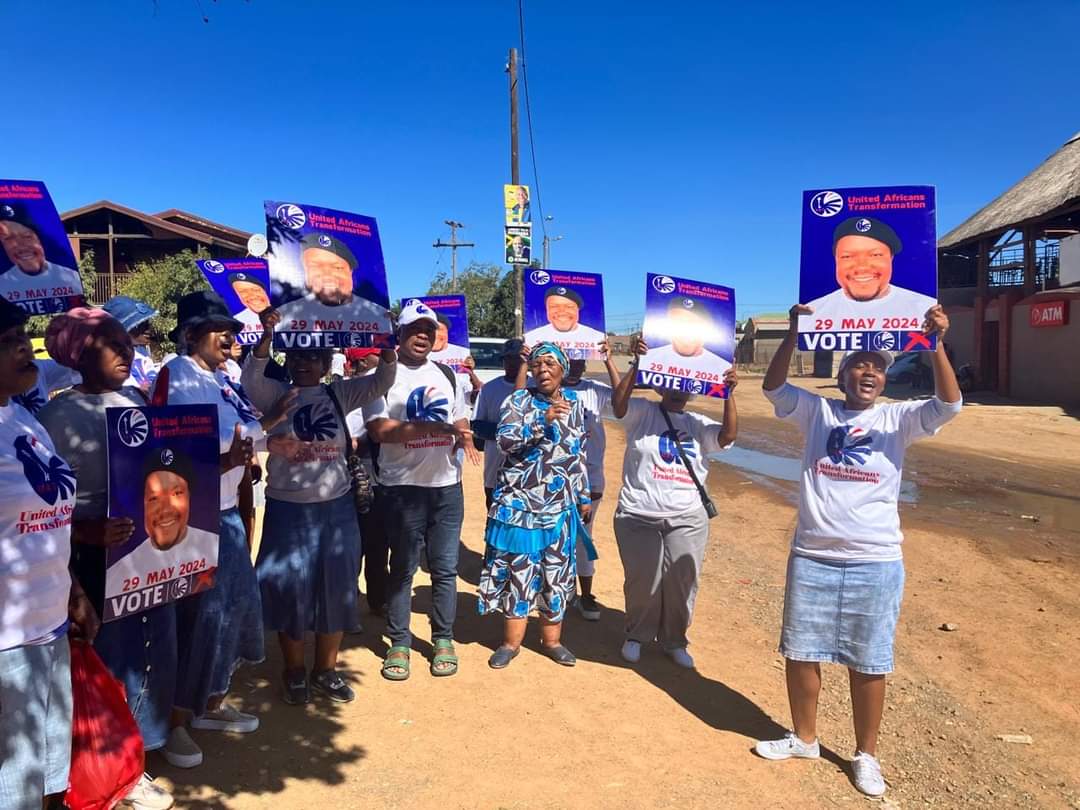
[155,379,1080,809]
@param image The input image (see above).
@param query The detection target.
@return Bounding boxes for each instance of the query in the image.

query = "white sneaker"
[755,732,821,761]
[620,639,641,663]
[191,704,259,733]
[852,751,886,796]
[119,773,174,809]
[163,727,203,769]
[666,647,695,669]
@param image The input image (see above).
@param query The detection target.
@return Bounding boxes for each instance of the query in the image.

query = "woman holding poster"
[38,308,176,808]
[242,307,396,706]
[609,337,738,670]
[153,291,296,768]
[755,303,961,798]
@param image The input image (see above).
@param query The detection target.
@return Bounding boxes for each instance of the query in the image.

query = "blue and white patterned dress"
[477,387,593,621]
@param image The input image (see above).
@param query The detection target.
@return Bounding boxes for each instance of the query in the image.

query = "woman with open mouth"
[754,303,962,799]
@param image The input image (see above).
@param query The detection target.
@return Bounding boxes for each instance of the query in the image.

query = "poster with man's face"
[798,186,938,352]
[264,200,393,351]
[103,404,220,622]
[639,273,735,399]
[504,226,532,266]
[523,269,606,359]
[197,258,271,346]
[0,179,84,315]
[403,295,470,371]
[504,184,531,226]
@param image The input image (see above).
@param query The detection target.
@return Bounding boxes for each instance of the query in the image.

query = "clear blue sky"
[7,0,1080,331]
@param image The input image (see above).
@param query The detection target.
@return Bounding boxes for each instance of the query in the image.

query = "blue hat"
[103,295,158,332]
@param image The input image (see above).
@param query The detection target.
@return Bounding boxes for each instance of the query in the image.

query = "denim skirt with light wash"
[255,493,361,641]
[779,553,905,675]
[174,508,265,712]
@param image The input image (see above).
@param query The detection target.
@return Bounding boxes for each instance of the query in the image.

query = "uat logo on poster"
[1029,299,1068,328]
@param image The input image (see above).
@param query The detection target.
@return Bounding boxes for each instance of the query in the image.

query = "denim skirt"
[174,508,265,712]
[255,494,361,640]
[779,553,905,675]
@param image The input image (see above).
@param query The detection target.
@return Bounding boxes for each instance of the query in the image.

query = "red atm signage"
[1029,299,1069,328]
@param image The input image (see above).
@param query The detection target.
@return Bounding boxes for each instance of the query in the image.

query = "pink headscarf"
[45,308,114,369]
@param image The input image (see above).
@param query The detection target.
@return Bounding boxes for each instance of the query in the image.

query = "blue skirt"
[174,508,265,712]
[255,494,361,640]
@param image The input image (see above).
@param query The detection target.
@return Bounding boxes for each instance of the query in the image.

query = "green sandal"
[430,639,458,677]
[381,646,411,681]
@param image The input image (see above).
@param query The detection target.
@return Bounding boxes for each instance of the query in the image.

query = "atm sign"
[1029,300,1068,328]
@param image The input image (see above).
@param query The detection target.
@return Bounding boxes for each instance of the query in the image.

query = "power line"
[517,0,547,240]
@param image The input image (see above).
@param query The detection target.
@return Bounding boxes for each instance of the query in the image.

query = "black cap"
[168,290,242,342]
[228,272,264,287]
[300,232,358,270]
[0,295,28,333]
[141,447,196,488]
[667,296,705,315]
[0,202,36,231]
[544,285,583,308]
[832,217,903,256]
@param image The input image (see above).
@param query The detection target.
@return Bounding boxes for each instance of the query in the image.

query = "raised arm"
[611,335,646,418]
[923,305,961,404]
[717,368,739,446]
[763,304,812,392]
[333,348,397,411]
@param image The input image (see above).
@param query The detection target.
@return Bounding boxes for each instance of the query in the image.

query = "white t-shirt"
[766,383,961,562]
[156,355,266,511]
[525,322,606,356]
[617,397,730,518]
[361,360,468,488]
[643,343,732,380]
[12,359,81,417]
[799,285,937,332]
[472,375,519,490]
[0,402,75,650]
[564,377,612,493]
[125,346,160,391]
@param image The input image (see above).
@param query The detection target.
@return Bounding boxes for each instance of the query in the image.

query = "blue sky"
[7,0,1080,331]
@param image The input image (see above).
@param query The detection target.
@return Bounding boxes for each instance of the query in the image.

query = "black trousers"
[360,486,390,611]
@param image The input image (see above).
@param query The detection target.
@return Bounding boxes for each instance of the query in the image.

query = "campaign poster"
[798,186,938,353]
[504,184,531,226]
[404,294,470,371]
[197,258,271,346]
[639,273,735,399]
[264,200,393,350]
[0,180,83,315]
[505,225,532,266]
[523,269,607,359]
[103,404,220,622]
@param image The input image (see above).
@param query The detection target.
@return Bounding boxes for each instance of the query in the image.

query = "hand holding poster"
[264,200,392,350]
[0,180,84,315]
[104,404,220,622]
[403,295,470,371]
[639,273,735,398]
[197,258,271,346]
[523,269,607,359]
[798,186,938,353]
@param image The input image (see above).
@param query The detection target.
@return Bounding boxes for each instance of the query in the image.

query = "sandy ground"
[151,376,1080,809]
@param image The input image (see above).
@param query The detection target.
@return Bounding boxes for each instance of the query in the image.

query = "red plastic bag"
[65,641,145,810]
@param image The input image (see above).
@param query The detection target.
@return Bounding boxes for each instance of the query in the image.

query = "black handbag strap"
[658,404,712,507]
[323,384,357,466]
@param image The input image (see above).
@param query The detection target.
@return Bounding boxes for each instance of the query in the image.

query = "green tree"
[118,248,210,352]
[426,261,517,338]
[26,250,99,337]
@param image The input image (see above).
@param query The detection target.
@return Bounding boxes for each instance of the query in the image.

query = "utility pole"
[433,220,474,291]
[508,47,523,336]
[541,216,563,267]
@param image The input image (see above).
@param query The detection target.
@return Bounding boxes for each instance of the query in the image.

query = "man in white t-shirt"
[525,286,606,353]
[645,296,732,381]
[363,299,479,678]
[799,216,937,333]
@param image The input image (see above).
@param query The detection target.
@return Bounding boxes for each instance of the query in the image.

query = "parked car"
[469,337,510,383]
[886,352,932,388]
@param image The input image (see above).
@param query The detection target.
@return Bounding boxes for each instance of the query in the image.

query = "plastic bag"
[65,641,145,810]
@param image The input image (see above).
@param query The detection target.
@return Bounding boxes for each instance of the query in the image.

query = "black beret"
[0,294,28,332]
[0,202,36,231]
[435,312,451,327]
[832,217,903,256]
[667,296,705,315]
[228,272,264,287]
[141,447,196,488]
[544,285,583,308]
[300,232,358,270]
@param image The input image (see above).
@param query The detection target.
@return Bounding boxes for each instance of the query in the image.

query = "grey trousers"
[613,505,710,650]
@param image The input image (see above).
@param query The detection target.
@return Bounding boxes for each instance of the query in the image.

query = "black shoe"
[576,594,601,621]
[540,643,577,667]
[488,645,520,669]
[282,669,310,705]
[311,669,356,703]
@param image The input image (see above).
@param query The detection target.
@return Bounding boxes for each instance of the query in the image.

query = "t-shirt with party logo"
[361,360,468,488]
[765,382,962,562]
[616,397,731,519]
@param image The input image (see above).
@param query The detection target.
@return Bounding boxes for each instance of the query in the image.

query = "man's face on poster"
[834,234,894,302]
[0,221,46,274]
[144,470,191,550]
[515,187,528,207]
[546,295,580,333]
[303,247,354,305]
[433,321,449,351]
[669,306,708,357]
[511,236,526,257]
[232,280,270,314]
